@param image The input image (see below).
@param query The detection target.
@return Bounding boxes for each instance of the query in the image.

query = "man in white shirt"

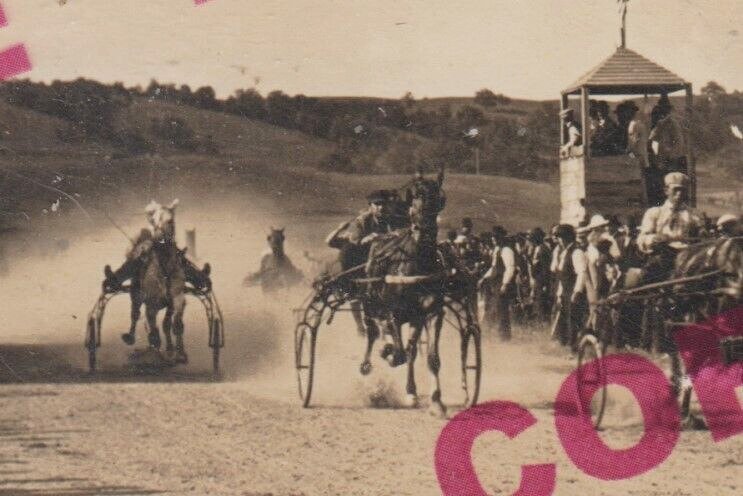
[551,224,588,349]
[479,226,516,341]
[637,172,704,283]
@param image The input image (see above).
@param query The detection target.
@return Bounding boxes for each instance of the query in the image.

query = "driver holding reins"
[637,172,705,283]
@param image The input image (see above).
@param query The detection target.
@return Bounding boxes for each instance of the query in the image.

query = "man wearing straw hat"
[579,215,621,333]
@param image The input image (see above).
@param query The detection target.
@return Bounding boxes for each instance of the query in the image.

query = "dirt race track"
[0,192,741,496]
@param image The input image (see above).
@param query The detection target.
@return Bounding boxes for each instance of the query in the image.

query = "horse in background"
[243,227,304,293]
[362,168,449,416]
[104,200,191,363]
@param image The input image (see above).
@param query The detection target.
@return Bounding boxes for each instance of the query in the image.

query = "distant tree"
[266,90,295,127]
[401,92,415,109]
[701,81,726,102]
[456,105,487,130]
[225,88,266,119]
[178,84,193,105]
[474,88,499,107]
[193,86,217,110]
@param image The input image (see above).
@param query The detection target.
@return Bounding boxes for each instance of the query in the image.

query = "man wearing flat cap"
[326,189,393,260]
[637,172,704,283]
[325,189,393,335]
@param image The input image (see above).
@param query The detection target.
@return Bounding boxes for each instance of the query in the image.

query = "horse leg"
[381,315,407,368]
[121,290,142,346]
[162,305,175,354]
[171,294,188,364]
[404,320,424,407]
[350,300,366,336]
[359,314,379,375]
[428,311,447,418]
[145,305,161,349]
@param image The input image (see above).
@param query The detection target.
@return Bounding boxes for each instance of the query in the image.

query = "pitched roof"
[563,47,688,95]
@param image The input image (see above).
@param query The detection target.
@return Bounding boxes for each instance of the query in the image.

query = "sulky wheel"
[576,333,608,429]
[86,317,98,373]
[210,317,223,375]
[669,345,694,426]
[460,324,482,408]
[295,322,317,408]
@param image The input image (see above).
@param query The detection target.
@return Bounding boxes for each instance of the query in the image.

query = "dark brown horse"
[362,169,449,416]
[672,236,743,318]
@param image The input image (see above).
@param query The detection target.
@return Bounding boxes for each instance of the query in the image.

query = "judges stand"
[558,16,695,225]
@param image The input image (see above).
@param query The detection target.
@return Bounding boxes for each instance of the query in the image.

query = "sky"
[0,0,741,100]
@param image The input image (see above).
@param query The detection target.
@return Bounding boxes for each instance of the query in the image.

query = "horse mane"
[673,237,743,313]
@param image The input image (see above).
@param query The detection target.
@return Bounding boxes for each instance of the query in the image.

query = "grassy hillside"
[0,82,738,245]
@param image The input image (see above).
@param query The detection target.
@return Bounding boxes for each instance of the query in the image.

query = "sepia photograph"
[0,1,741,494]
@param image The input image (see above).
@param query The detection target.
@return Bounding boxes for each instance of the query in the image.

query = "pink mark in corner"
[0,3,31,80]
[194,0,213,4]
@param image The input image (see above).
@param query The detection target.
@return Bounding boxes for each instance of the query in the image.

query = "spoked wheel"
[576,333,607,429]
[86,317,98,373]
[460,325,482,408]
[295,323,317,408]
[669,345,694,425]
[210,317,224,375]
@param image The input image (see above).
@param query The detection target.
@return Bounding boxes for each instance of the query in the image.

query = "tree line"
[0,78,740,180]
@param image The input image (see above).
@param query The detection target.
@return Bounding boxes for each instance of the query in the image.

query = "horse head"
[146,199,178,242]
[268,227,286,256]
[406,170,446,230]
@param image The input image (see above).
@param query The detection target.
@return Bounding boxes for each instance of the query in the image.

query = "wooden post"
[581,86,590,161]
[560,93,569,145]
[186,228,197,259]
[684,83,696,207]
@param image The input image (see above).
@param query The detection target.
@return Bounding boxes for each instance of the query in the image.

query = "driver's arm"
[637,208,660,253]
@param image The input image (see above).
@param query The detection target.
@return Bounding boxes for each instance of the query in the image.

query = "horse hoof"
[387,350,407,368]
[380,343,394,360]
[174,352,189,365]
[121,333,135,346]
[428,402,448,419]
[148,336,161,349]
[359,361,372,376]
[682,414,707,431]
[404,394,419,408]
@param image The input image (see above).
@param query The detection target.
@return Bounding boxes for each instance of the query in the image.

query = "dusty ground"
[0,190,741,496]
